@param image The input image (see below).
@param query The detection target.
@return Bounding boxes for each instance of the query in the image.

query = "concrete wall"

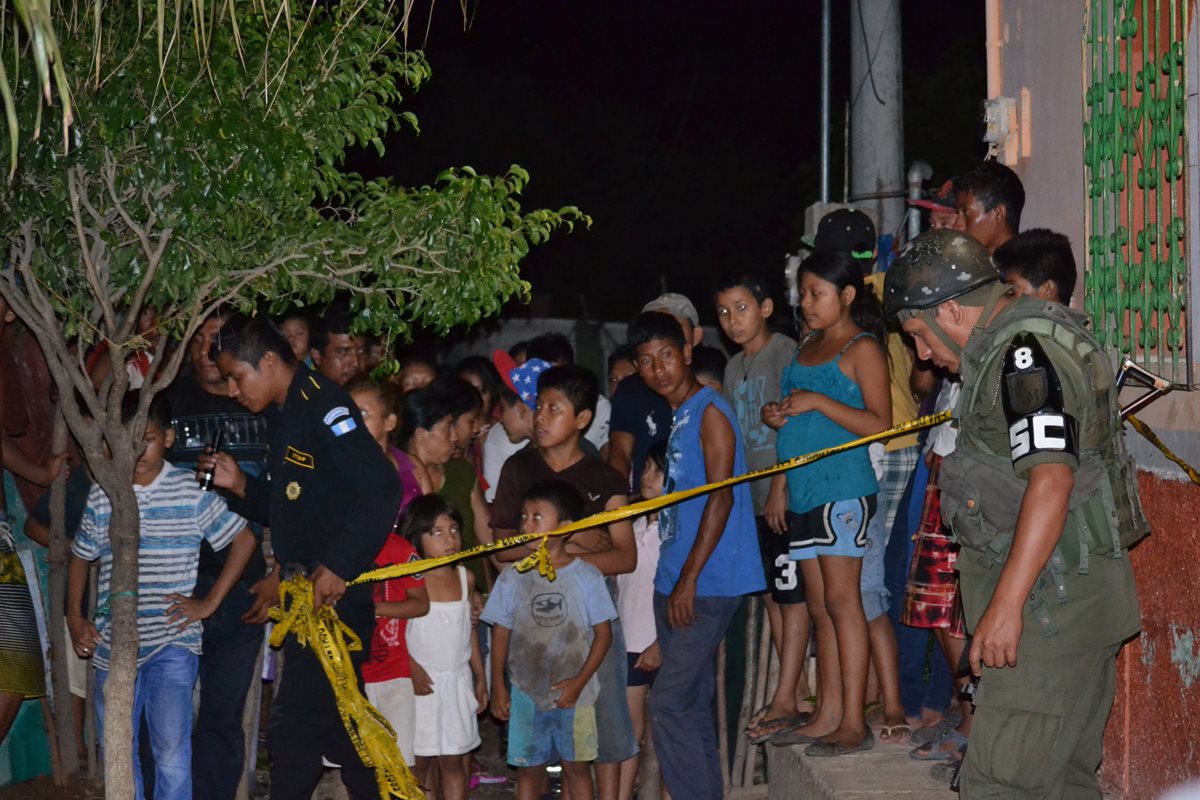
[998,3,1200,798]
[1000,1,1089,293]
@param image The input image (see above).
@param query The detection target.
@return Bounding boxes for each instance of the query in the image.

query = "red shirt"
[361,534,424,683]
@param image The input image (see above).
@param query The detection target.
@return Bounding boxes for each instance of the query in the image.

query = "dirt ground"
[5,716,525,799]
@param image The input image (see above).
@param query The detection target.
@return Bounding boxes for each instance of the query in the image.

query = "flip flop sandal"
[747,713,813,745]
[909,729,968,761]
[744,705,772,733]
[879,723,913,744]
[804,730,876,758]
[911,713,959,746]
[768,727,823,747]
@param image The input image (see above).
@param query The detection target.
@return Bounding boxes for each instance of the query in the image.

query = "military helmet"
[883,229,1002,318]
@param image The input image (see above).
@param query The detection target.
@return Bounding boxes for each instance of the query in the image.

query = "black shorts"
[626,651,657,688]
[756,515,806,605]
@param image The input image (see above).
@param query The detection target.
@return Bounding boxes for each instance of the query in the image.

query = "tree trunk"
[94,469,140,800]
[47,410,80,782]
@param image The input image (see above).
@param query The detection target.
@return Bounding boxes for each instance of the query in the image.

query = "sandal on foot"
[767,727,822,747]
[909,729,968,761]
[804,730,876,758]
[748,713,812,745]
[929,755,964,785]
[879,723,913,744]
[912,707,963,746]
[744,705,771,733]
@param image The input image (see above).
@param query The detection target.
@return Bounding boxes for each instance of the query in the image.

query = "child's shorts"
[788,496,877,561]
[757,515,806,605]
[626,652,657,688]
[364,677,416,766]
[507,683,598,767]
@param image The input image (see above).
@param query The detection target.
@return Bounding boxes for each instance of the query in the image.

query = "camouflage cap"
[883,229,1002,318]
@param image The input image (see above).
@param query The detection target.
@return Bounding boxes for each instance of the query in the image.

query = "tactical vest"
[938,295,1149,632]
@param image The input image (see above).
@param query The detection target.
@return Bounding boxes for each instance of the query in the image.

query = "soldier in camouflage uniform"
[883,229,1146,799]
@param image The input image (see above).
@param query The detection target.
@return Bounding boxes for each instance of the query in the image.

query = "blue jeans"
[650,592,742,800]
[193,577,265,800]
[96,645,199,800]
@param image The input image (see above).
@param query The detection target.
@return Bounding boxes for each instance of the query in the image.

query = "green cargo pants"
[960,643,1121,800]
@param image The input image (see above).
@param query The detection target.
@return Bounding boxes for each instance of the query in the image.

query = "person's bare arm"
[1,437,66,487]
[553,620,613,708]
[467,572,488,712]
[66,553,99,657]
[375,584,430,620]
[571,495,636,576]
[606,431,634,486]
[667,404,736,629]
[764,474,788,533]
[779,339,892,436]
[489,625,512,720]
[969,462,1074,675]
[165,528,257,629]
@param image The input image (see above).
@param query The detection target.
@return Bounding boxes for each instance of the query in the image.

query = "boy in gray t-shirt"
[715,274,810,743]
[483,480,616,797]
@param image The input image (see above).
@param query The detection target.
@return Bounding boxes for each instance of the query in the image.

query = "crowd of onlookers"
[0,157,1089,799]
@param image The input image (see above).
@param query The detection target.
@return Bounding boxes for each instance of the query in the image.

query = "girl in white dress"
[402,496,487,800]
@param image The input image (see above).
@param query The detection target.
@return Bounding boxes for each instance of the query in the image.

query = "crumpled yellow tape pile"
[270,410,951,798]
[267,576,424,800]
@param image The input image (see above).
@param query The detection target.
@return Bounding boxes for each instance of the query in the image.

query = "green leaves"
[0,0,587,365]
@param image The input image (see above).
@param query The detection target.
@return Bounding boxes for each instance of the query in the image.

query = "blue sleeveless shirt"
[775,334,880,513]
[656,386,765,598]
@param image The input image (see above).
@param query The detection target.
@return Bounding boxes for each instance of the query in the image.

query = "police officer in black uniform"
[199,313,399,800]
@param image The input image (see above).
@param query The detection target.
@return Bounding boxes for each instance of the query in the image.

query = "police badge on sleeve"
[1000,333,1079,467]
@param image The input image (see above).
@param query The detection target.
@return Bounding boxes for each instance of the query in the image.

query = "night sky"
[349,1,986,328]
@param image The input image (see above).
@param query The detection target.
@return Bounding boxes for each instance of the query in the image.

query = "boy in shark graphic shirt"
[483,480,617,800]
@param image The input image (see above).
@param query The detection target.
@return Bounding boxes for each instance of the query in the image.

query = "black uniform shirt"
[234,366,400,636]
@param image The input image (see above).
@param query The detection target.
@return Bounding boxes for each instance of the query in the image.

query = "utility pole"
[849,0,904,239]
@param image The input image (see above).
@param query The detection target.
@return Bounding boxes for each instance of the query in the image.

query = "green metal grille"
[1083,0,1191,384]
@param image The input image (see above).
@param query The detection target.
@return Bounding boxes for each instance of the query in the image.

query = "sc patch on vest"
[323,406,357,437]
[1000,333,1078,465]
[284,446,315,469]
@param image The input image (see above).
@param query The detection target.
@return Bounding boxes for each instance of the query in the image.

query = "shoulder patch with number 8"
[1000,333,1078,466]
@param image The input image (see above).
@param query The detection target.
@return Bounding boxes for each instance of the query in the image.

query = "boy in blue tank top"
[627,310,764,800]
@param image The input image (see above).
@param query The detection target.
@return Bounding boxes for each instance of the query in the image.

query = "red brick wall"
[1101,472,1200,798]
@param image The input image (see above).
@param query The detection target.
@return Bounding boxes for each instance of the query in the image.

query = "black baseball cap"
[802,208,877,261]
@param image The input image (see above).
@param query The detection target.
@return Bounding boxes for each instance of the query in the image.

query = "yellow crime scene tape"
[268,410,952,799]
[1126,415,1200,486]
[270,405,1200,798]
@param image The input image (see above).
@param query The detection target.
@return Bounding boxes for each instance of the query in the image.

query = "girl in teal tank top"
[761,251,892,756]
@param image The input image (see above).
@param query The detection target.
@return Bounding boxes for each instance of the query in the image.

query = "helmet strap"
[918,309,963,358]
[969,282,1012,339]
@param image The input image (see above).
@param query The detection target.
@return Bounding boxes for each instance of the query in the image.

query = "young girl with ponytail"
[762,251,892,757]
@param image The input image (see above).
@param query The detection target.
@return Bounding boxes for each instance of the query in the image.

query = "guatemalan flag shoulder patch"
[323,405,358,437]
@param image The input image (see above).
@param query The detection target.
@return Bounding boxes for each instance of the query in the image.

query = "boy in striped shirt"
[68,393,256,800]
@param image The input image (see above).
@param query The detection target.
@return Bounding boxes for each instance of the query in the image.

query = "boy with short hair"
[68,393,257,800]
[490,363,638,799]
[481,354,550,503]
[992,228,1077,305]
[713,273,809,741]
[690,345,728,395]
[628,310,764,800]
[606,293,695,490]
[953,160,1026,254]
[483,480,617,800]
